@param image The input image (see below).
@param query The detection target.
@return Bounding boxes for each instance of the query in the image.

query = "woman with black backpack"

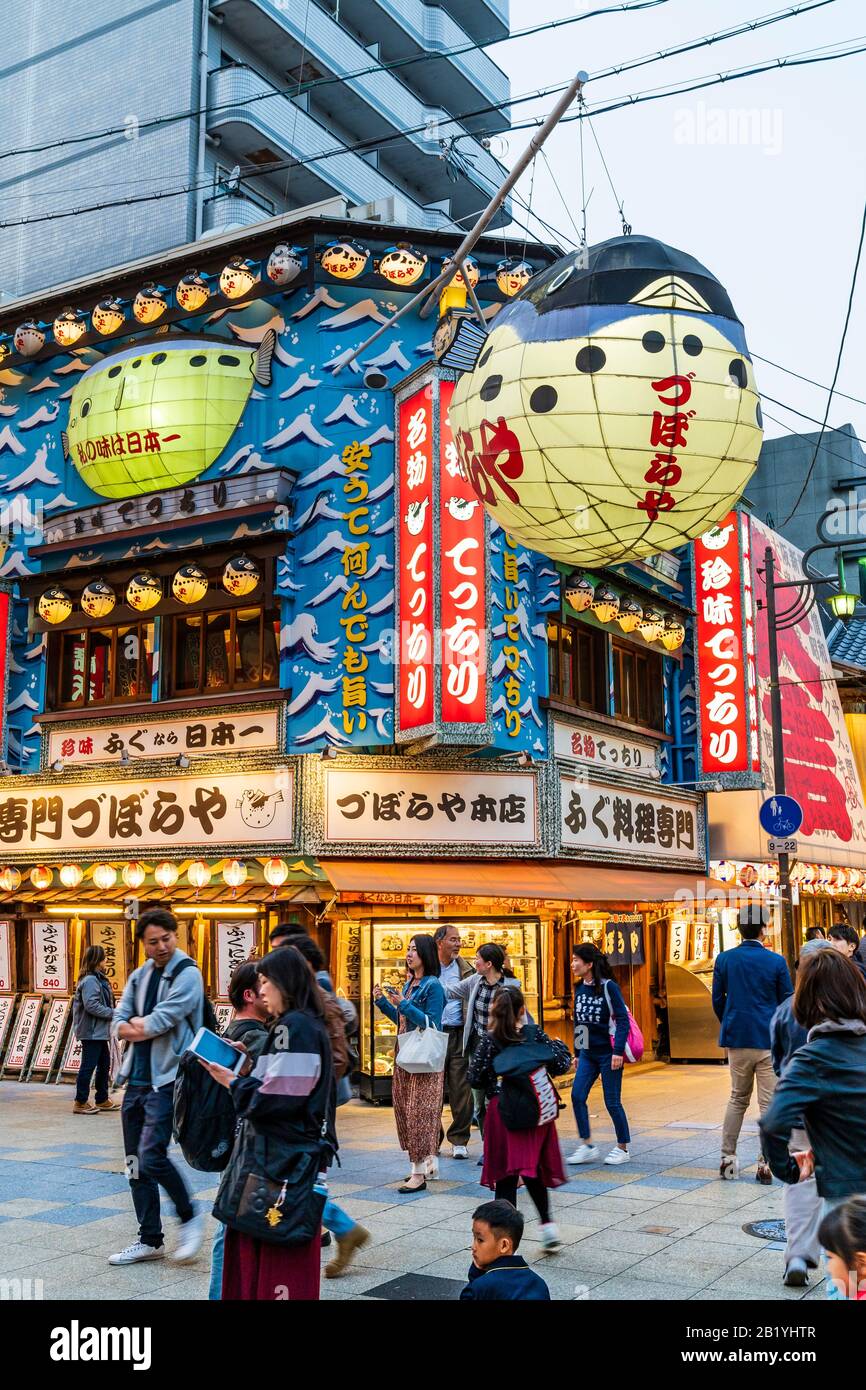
[468,988,571,1253]
[199,946,335,1301]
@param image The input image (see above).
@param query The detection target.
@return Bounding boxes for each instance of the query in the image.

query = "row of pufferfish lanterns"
[36,555,261,625]
[4,240,532,360]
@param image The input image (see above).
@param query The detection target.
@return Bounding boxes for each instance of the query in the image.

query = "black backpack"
[493,1032,564,1133]
[167,955,219,1033]
[173,1050,236,1171]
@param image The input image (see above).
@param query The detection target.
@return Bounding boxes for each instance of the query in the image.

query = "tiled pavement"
[0,1064,829,1301]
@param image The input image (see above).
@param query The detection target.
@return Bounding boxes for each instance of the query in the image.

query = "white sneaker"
[566,1144,599,1165]
[604,1146,631,1165]
[172,1211,204,1264]
[108,1241,166,1266]
[539,1222,562,1253]
[451,1145,469,1160]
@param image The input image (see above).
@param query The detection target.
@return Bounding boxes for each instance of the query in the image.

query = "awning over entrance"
[319,860,721,903]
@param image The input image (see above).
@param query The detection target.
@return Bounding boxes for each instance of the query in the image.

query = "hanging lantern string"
[582,101,631,237]
[577,89,589,255]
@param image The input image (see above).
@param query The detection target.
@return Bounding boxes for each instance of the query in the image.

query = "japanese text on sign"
[398,390,434,730]
[5,995,42,1071]
[439,379,486,724]
[0,920,11,991]
[340,440,373,736]
[33,998,70,1072]
[638,373,696,522]
[553,721,658,777]
[0,770,293,854]
[560,776,700,862]
[32,920,68,994]
[694,510,755,774]
[90,921,126,993]
[325,770,537,845]
[48,710,279,766]
[216,921,257,999]
[501,536,524,739]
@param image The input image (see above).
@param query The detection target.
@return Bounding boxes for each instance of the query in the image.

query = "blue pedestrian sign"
[759,795,804,838]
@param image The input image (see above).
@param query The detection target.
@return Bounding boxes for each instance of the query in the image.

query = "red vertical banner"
[740,515,761,772]
[439,379,486,724]
[398,387,434,730]
[694,510,750,774]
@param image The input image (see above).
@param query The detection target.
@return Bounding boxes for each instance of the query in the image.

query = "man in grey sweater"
[109,907,204,1267]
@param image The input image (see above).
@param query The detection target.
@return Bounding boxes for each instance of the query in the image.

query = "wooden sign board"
[29,997,71,1079]
[0,993,17,1058]
[3,994,43,1074]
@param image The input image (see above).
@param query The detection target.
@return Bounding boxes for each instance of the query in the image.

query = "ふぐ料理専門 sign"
[216,921,257,999]
[560,776,702,868]
[32,920,68,993]
[0,770,293,854]
[324,769,537,846]
[48,710,279,766]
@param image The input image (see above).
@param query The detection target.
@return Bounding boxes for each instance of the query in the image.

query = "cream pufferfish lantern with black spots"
[446,235,763,567]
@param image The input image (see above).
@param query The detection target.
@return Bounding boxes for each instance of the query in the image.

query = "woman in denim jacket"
[374,935,446,1192]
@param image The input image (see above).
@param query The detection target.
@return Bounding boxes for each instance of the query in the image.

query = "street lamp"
[758,516,864,974]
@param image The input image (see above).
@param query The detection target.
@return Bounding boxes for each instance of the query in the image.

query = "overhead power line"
[753,352,866,409]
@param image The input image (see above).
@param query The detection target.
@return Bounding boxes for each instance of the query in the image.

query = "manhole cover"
[743,1219,786,1241]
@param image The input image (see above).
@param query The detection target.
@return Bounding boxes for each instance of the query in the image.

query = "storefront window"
[52,622,154,709]
[612,639,663,731]
[168,606,279,698]
[547,619,606,713]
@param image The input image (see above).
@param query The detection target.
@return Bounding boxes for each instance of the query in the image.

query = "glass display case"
[665,913,725,1061]
[359,917,541,1103]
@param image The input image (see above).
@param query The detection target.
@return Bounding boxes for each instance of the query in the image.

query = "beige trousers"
[721,1048,777,1159]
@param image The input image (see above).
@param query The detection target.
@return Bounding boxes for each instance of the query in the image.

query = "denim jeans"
[571,1050,631,1146]
[121,1083,194,1247]
[75,1039,110,1105]
[209,1222,225,1300]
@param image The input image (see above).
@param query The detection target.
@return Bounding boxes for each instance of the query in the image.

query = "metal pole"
[764,545,797,975]
[340,69,588,367]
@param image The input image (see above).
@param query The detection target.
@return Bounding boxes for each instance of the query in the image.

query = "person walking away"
[434,924,475,1159]
[712,903,792,1182]
[759,949,866,1299]
[71,944,120,1115]
[109,907,205,1267]
[442,943,522,1147]
[460,1200,551,1301]
[828,924,866,980]
[288,935,370,1279]
[769,938,832,1287]
[373,934,446,1192]
[208,961,271,1300]
[468,987,571,1252]
[817,1197,866,1299]
[568,942,632,1167]
[203,946,335,1301]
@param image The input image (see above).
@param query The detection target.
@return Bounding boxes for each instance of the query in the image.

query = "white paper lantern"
[154,861,179,889]
[59,864,84,889]
[263,858,289,887]
[123,861,146,890]
[223,859,247,889]
[93,863,118,890]
[188,860,211,890]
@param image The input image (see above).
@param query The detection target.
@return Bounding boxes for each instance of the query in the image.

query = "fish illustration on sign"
[236,788,284,829]
[60,331,275,498]
[404,498,429,536]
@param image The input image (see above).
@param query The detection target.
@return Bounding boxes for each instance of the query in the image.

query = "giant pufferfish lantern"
[446,235,763,567]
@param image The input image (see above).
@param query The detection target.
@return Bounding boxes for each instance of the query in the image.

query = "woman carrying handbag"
[200,946,335,1301]
[374,934,446,1193]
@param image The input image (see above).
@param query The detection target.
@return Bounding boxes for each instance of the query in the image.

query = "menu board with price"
[31,997,70,1075]
[4,995,42,1072]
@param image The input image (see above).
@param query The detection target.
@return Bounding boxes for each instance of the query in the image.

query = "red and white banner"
[32,919,69,994]
[694,510,758,775]
[398,386,434,730]
[439,379,486,724]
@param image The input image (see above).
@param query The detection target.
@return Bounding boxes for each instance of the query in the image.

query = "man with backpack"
[109,907,205,1267]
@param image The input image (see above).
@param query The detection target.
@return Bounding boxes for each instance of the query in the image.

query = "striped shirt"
[473,979,500,1038]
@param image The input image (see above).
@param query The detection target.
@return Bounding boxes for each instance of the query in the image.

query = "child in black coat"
[459,1200,550,1301]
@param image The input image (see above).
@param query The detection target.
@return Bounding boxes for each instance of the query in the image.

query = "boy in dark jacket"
[460,1200,550,1301]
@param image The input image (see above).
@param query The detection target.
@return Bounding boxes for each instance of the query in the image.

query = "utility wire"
[754,352,866,409]
[762,394,866,444]
[0,0,673,165]
[782,195,866,523]
[761,412,866,472]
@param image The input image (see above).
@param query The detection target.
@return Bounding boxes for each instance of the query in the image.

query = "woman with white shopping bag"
[373,935,446,1193]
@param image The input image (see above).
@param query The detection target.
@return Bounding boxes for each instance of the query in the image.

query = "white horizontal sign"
[553,720,660,778]
[768,837,798,855]
[48,710,279,766]
[32,920,69,994]
[325,769,537,846]
[560,776,700,861]
[0,769,293,854]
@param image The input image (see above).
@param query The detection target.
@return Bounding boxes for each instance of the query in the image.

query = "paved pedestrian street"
[0,1065,829,1302]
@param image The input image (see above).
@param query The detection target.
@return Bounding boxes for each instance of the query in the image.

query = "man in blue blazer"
[712,904,793,1183]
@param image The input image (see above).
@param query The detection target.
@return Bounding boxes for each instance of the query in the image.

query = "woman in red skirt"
[468,988,571,1253]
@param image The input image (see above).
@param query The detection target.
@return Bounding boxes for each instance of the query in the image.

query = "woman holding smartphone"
[374,935,446,1193]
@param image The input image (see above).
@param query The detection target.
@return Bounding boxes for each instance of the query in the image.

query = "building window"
[169,605,280,697]
[52,623,154,709]
[612,640,664,731]
[547,619,607,713]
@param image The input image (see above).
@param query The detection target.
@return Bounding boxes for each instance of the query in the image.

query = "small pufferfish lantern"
[53,307,88,348]
[318,239,370,281]
[175,269,211,312]
[133,283,169,325]
[222,554,261,598]
[266,244,304,287]
[219,257,259,300]
[172,563,208,604]
[496,257,533,298]
[13,320,46,356]
[375,243,428,288]
[81,579,116,620]
[447,234,763,568]
[126,572,162,613]
[92,296,126,335]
